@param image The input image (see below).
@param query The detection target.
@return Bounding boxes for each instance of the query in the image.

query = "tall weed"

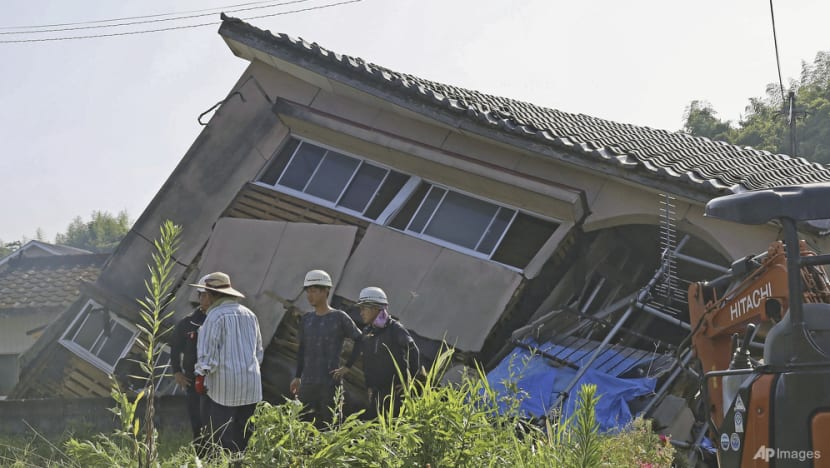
[64,220,183,468]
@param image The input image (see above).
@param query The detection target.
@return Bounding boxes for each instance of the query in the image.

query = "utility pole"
[787,90,798,157]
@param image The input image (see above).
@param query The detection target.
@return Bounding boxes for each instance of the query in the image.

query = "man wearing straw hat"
[192,272,263,453]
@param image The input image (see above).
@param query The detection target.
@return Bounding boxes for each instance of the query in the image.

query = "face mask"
[372,308,389,328]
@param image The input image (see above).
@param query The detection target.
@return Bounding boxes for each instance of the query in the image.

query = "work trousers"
[204,398,257,453]
[184,385,204,440]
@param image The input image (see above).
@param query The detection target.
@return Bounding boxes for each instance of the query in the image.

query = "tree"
[682,100,733,141]
[682,50,830,164]
[0,240,21,258]
[55,210,131,253]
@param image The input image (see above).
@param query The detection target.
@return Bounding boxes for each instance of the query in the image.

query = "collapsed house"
[0,241,106,396]
[12,15,830,457]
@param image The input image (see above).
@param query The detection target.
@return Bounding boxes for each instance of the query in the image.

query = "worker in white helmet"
[335,286,420,419]
[290,269,363,428]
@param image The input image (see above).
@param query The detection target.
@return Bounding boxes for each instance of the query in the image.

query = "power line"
[768,0,786,103]
[0,0,309,35]
[0,0,362,44]
[0,0,281,30]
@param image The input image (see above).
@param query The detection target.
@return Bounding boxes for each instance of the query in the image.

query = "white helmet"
[356,286,388,306]
[303,269,333,288]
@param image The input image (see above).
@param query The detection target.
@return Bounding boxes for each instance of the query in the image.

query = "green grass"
[0,429,191,467]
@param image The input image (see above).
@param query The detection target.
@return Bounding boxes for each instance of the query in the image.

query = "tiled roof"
[219,16,830,195]
[0,254,108,310]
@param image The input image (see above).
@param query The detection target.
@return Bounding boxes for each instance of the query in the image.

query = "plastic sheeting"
[487,340,656,432]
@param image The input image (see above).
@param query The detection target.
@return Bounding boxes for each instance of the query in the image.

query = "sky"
[2,0,829,243]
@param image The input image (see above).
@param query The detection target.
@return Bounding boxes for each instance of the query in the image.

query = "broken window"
[60,300,137,373]
[258,138,407,220]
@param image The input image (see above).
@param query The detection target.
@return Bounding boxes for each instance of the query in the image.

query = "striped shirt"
[195,298,263,407]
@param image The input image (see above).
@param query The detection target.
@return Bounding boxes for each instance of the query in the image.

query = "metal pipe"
[551,262,669,412]
[637,303,692,331]
[687,420,710,466]
[800,253,830,266]
[783,218,807,363]
[673,252,730,273]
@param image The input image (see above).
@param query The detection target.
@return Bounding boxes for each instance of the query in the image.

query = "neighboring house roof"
[0,240,92,268]
[219,15,830,197]
[0,254,108,310]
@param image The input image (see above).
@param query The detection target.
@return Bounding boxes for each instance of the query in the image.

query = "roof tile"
[0,254,107,311]
[219,17,830,195]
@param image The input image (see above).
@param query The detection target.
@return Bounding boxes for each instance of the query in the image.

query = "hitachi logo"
[730,282,772,321]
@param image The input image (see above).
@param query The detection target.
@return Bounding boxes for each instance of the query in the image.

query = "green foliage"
[246,347,675,468]
[0,240,21,258]
[54,210,131,253]
[682,50,830,163]
[682,100,733,141]
[558,384,602,468]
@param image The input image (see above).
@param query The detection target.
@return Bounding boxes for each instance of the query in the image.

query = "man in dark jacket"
[339,286,420,419]
[169,278,208,441]
[291,270,363,428]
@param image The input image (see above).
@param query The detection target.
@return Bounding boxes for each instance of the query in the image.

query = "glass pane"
[408,187,445,233]
[476,207,515,255]
[259,138,300,186]
[424,191,498,249]
[365,171,409,219]
[278,142,325,191]
[97,321,134,367]
[338,163,387,212]
[73,312,105,351]
[305,151,360,202]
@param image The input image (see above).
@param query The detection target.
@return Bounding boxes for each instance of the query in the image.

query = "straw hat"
[189,272,245,298]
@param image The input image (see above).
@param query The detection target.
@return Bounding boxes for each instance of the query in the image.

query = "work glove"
[194,375,206,395]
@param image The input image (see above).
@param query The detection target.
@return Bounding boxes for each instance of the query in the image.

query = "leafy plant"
[65,220,182,468]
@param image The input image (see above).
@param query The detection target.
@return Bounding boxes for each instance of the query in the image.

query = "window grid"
[487,209,519,255]
[258,136,562,269]
[404,184,519,260]
[474,207,518,256]
[274,142,393,217]
[355,167,390,213]
[333,158,363,205]
[60,300,138,374]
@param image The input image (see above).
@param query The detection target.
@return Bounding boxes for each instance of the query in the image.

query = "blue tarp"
[486,340,656,432]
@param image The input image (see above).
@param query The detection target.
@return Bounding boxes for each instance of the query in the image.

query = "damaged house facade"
[13,16,830,449]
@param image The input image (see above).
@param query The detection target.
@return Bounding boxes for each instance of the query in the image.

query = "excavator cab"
[703,183,830,467]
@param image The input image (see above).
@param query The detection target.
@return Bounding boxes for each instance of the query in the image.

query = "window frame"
[397,181,522,263]
[256,135,563,271]
[59,299,138,374]
[255,137,403,221]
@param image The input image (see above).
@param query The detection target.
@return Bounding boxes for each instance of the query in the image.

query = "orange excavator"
[687,184,830,467]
